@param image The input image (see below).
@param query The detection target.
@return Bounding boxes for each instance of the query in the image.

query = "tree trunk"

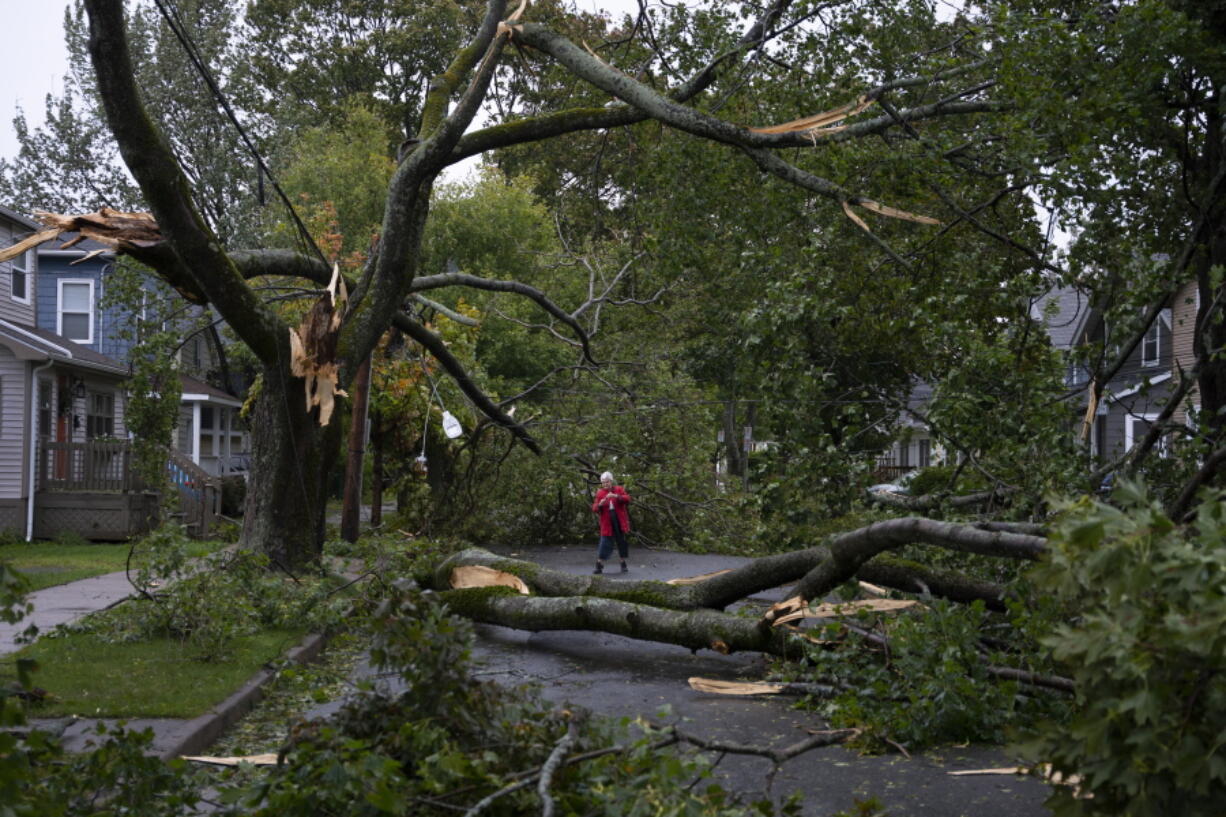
[371,409,384,528]
[442,590,804,657]
[341,355,372,543]
[240,366,341,570]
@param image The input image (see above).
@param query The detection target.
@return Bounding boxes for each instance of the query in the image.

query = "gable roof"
[180,373,243,407]
[1032,286,1094,350]
[0,205,41,233]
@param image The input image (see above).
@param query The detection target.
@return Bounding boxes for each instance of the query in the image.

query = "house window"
[898,442,910,469]
[1124,413,1166,457]
[10,249,31,303]
[918,439,931,468]
[87,392,115,439]
[1141,309,1171,367]
[58,280,94,343]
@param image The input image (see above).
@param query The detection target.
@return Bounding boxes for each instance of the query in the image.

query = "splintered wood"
[750,95,875,138]
[289,264,349,426]
[182,754,279,766]
[664,568,733,585]
[688,677,786,695]
[0,208,163,263]
[449,565,531,595]
[764,595,922,627]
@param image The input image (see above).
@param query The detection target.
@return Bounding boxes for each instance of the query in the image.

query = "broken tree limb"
[788,517,1045,605]
[436,536,1012,612]
[440,589,808,657]
[984,665,1075,694]
[867,487,1011,512]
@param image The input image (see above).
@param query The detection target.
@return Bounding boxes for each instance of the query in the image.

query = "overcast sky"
[0,0,643,163]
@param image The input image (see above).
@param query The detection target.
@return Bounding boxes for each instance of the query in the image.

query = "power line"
[151,0,327,266]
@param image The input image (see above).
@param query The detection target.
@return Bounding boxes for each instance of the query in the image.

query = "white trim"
[9,249,32,305]
[1124,412,1162,454]
[57,278,95,345]
[1107,371,1172,402]
[26,361,53,540]
[191,402,201,465]
[0,318,73,358]
[181,392,243,408]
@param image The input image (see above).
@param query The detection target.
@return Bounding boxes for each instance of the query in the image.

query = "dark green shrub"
[219,475,247,517]
[1019,482,1226,816]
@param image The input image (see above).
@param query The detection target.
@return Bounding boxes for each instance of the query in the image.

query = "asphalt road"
[462,544,1054,817]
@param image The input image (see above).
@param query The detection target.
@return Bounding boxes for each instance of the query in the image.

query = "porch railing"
[39,439,137,493]
[167,447,221,537]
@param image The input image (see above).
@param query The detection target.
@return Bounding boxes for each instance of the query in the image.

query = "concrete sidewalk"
[5,568,322,761]
[1,570,135,655]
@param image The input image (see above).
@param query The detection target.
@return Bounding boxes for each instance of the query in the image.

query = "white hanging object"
[442,410,463,439]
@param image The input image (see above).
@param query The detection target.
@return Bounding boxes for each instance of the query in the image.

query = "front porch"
[34,439,221,540]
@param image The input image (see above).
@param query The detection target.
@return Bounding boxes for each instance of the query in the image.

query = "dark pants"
[598,514,629,560]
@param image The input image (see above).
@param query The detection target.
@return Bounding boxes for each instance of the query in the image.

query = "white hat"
[600,471,614,481]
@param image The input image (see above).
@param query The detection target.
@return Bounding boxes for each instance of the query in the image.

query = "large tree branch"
[392,312,540,453]
[345,0,510,378]
[437,532,1013,612]
[513,24,996,155]
[83,0,285,361]
[410,271,595,363]
[450,0,797,163]
[789,518,1045,604]
[442,589,806,657]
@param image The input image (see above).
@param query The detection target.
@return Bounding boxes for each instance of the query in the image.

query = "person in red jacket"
[592,471,632,574]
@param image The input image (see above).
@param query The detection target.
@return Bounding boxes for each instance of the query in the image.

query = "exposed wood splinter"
[665,568,733,585]
[289,264,349,426]
[182,754,279,766]
[450,565,531,595]
[772,598,923,627]
[750,95,875,136]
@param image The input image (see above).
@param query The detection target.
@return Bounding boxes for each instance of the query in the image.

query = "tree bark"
[371,409,384,529]
[240,366,341,570]
[341,355,372,543]
[442,590,805,657]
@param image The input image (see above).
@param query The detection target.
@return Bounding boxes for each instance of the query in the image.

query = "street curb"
[22,631,327,761]
[158,632,327,761]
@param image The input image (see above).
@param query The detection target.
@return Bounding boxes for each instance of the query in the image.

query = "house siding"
[0,348,28,500]
[0,217,36,326]
[37,256,123,357]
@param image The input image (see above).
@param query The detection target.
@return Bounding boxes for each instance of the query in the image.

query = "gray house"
[1032,283,1196,461]
[0,205,155,540]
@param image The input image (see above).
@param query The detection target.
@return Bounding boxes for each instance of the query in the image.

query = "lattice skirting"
[0,500,23,537]
[33,493,159,541]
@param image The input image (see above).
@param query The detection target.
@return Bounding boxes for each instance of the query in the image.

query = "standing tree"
[77,0,1013,567]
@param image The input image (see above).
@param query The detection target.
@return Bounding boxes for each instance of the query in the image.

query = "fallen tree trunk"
[436,517,1039,613]
[441,589,808,657]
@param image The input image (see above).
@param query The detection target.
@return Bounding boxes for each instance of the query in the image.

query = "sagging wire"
[151,0,327,267]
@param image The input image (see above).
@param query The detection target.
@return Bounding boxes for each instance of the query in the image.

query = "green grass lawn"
[0,540,224,592]
[2,628,306,718]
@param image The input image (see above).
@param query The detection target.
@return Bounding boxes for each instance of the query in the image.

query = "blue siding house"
[35,233,250,477]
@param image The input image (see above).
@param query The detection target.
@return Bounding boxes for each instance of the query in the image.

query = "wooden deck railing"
[167,447,221,537]
[39,439,138,493]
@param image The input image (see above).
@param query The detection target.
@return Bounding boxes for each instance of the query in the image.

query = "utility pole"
[340,354,372,543]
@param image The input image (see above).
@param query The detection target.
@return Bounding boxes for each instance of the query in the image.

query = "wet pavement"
[345,544,1053,817]
[0,570,134,655]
